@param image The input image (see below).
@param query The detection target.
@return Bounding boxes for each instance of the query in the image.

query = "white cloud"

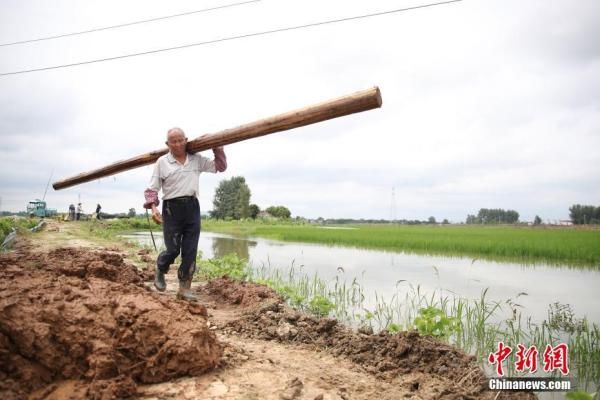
[0,0,599,222]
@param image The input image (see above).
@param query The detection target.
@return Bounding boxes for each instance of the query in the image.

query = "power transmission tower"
[390,187,397,223]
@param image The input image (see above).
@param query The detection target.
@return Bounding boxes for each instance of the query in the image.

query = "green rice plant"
[202,220,600,267]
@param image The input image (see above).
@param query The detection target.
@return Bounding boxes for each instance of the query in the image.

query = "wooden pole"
[53,86,382,190]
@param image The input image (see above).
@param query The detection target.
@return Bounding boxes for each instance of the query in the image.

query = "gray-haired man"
[144,127,227,301]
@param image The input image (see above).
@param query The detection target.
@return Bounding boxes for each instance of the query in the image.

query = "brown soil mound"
[0,247,221,399]
[220,295,533,399]
[204,275,283,307]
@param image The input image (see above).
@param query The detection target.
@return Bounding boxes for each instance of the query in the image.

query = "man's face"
[167,131,187,157]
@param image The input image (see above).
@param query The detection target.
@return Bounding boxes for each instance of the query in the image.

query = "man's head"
[166,127,188,158]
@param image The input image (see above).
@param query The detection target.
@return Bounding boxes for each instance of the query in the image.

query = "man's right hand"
[151,206,162,225]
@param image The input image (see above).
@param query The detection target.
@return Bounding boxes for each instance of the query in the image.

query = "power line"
[0,0,260,47]
[0,0,462,77]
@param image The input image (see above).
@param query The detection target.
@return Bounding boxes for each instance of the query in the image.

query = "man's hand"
[151,205,162,225]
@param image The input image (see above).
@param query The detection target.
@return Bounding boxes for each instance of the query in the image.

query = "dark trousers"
[157,197,200,281]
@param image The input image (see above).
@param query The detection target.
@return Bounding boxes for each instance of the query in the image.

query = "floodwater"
[123,230,600,325]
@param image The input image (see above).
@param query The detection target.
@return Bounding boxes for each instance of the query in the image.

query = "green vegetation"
[414,306,458,338]
[570,204,600,225]
[202,220,600,267]
[80,217,151,240]
[0,217,41,244]
[466,208,520,224]
[211,176,251,219]
[190,251,599,388]
[196,253,248,281]
[565,389,598,400]
[265,206,291,219]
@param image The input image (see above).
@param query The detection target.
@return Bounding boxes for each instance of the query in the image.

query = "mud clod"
[204,276,283,307]
[0,247,221,399]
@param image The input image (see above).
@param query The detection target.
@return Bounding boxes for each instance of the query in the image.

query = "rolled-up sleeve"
[198,148,227,173]
[149,162,162,192]
[213,147,227,172]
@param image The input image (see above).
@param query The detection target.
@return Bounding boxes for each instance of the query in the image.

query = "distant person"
[68,204,75,221]
[96,203,102,219]
[144,127,226,301]
[76,203,83,220]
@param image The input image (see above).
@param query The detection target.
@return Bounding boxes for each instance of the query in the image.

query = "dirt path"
[0,221,534,399]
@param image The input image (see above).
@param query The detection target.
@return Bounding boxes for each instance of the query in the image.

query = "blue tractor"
[26,199,57,218]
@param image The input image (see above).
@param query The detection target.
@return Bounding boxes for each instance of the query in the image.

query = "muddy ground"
[0,221,535,399]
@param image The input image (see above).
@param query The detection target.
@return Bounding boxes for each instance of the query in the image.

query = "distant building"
[257,211,275,220]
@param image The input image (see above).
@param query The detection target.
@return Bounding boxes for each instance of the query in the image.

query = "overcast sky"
[0,0,598,222]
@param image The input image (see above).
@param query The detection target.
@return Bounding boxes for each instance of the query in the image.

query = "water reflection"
[211,235,256,260]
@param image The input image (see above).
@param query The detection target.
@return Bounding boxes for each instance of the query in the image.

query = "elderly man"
[143,127,227,301]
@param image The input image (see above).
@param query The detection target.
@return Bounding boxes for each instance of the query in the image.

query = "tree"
[533,215,542,225]
[249,204,260,219]
[127,208,136,218]
[472,208,519,224]
[569,204,599,225]
[466,214,480,224]
[442,219,449,224]
[266,205,291,219]
[211,176,251,220]
[428,216,436,224]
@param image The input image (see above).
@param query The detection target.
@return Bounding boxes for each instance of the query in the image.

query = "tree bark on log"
[53,86,382,190]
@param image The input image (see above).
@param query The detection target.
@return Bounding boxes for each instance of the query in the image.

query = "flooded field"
[124,230,600,324]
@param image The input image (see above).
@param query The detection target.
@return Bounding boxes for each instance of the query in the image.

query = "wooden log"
[53,86,382,190]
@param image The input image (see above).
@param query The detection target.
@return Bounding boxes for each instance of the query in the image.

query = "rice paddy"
[203,220,600,267]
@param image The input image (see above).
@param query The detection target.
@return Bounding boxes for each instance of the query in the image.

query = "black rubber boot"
[176,278,197,301]
[154,268,166,292]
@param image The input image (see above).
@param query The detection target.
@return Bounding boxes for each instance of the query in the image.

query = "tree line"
[210,176,291,220]
[465,204,600,225]
[569,204,600,225]
[466,208,520,224]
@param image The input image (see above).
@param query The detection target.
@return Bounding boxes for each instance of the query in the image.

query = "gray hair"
[167,127,185,139]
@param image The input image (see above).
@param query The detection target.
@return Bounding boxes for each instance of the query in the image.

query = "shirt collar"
[166,152,189,165]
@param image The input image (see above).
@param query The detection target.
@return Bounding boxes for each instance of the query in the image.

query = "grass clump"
[0,217,41,244]
[196,253,248,281]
